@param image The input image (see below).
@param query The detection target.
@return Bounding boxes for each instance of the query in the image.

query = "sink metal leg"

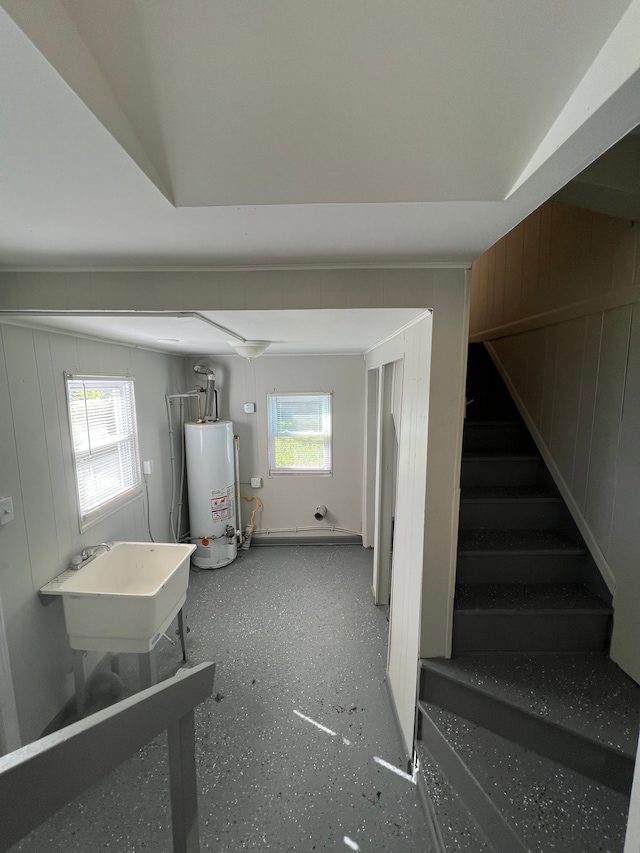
[178,607,188,664]
[138,649,158,690]
[72,650,86,719]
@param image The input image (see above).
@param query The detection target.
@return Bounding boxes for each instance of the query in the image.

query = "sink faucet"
[81,543,112,560]
[69,543,112,569]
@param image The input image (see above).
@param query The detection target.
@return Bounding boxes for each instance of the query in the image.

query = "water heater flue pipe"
[193,364,218,422]
[314,505,328,520]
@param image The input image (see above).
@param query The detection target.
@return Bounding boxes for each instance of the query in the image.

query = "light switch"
[244,402,256,414]
[0,497,14,526]
[250,477,263,488]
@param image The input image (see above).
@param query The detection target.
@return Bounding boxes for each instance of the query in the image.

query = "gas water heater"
[185,421,237,569]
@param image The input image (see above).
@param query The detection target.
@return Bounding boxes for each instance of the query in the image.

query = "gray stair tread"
[458,528,586,553]
[423,702,630,853]
[461,486,559,501]
[463,449,538,459]
[464,419,523,426]
[416,741,493,852]
[455,583,612,612]
[421,656,640,757]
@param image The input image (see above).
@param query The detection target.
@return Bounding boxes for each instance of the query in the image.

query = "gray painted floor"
[11,545,433,852]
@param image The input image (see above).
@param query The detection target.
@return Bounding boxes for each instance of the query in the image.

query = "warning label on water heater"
[210,485,235,522]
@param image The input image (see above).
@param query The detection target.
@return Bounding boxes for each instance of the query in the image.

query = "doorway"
[371,361,401,607]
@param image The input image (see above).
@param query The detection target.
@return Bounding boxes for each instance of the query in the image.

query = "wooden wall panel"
[504,222,524,324]
[550,204,576,310]
[522,208,541,319]
[493,239,506,328]
[539,325,559,445]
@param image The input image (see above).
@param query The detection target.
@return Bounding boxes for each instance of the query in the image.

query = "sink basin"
[40,541,196,653]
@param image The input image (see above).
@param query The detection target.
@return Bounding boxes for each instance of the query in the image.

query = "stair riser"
[417,704,529,853]
[463,423,532,452]
[419,671,634,795]
[459,500,561,530]
[452,612,612,654]
[456,552,590,584]
[461,459,539,488]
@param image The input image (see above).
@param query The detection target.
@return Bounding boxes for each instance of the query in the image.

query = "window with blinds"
[65,375,142,529]
[268,392,332,475]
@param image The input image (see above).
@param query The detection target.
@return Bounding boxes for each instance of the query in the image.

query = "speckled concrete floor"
[11,545,433,852]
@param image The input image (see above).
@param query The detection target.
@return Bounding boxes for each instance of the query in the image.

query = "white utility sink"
[40,541,196,653]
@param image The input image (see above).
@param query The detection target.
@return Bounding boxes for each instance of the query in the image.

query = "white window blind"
[268,393,332,474]
[66,375,142,528]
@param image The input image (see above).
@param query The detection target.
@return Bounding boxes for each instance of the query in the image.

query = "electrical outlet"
[250,477,263,488]
[0,497,14,525]
[143,460,154,474]
[244,402,256,414]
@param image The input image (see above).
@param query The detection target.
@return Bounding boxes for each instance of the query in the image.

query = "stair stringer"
[484,340,616,596]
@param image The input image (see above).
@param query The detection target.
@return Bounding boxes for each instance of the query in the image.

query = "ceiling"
[0,308,427,356]
[1,0,639,270]
[1,2,639,356]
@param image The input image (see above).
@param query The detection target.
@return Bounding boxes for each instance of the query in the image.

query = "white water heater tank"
[185,421,237,569]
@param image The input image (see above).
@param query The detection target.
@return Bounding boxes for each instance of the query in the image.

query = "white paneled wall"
[186,354,365,537]
[0,324,188,743]
[365,276,469,755]
[471,200,640,684]
[367,315,433,753]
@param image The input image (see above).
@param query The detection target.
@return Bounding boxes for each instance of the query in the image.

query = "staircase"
[416,343,640,853]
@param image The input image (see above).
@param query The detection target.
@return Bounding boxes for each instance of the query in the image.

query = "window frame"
[65,373,143,532]
[267,391,333,476]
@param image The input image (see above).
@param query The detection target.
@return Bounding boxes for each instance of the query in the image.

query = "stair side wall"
[469,200,640,686]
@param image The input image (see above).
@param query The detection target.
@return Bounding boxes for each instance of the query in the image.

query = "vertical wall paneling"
[539,324,559,445]
[550,203,579,310]
[522,206,542,318]
[362,368,379,550]
[537,202,553,316]
[571,313,603,512]
[3,326,59,592]
[0,324,189,743]
[584,306,632,556]
[0,328,27,750]
[521,328,546,425]
[367,315,433,753]
[486,245,497,330]
[549,318,585,486]
[505,221,524,324]
[493,239,506,328]
[48,334,82,539]
[422,280,469,662]
[0,588,20,754]
[608,303,640,682]
[33,332,72,574]
[372,363,395,606]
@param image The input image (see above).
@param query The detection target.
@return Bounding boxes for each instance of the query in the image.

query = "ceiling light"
[229,341,270,359]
